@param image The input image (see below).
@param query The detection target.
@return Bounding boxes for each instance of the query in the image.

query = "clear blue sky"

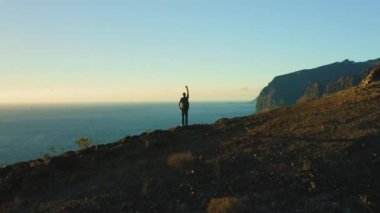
[0,0,379,103]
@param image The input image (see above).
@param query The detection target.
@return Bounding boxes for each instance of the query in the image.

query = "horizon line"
[0,100,256,106]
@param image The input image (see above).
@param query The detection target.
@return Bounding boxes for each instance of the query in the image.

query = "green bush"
[75,137,92,150]
[48,145,65,155]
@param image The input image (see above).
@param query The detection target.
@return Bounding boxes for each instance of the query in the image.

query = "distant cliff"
[256,58,380,112]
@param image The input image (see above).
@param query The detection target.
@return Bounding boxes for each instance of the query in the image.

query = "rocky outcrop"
[256,58,380,112]
[362,63,380,86]
[298,82,323,102]
[325,75,360,94]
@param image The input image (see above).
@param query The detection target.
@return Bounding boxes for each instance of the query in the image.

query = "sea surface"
[0,102,255,164]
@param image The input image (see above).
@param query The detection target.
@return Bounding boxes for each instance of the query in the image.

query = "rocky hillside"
[1,77,380,212]
[362,63,380,86]
[256,58,380,112]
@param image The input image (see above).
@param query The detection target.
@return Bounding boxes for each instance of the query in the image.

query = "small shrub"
[13,196,23,210]
[145,129,154,135]
[144,140,152,149]
[42,153,50,165]
[207,197,245,213]
[215,118,229,129]
[167,152,194,170]
[144,138,169,149]
[302,158,311,171]
[75,137,92,150]
[49,146,57,154]
[309,181,317,191]
[59,147,66,154]
[141,179,153,198]
[48,146,65,155]
[359,195,376,213]
[29,161,37,168]
[141,182,148,197]
[214,158,221,177]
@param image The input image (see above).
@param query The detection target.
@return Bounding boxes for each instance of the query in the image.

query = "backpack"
[180,97,189,110]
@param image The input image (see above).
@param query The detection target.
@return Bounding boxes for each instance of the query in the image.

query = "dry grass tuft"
[207,196,245,213]
[167,152,194,170]
[302,158,311,171]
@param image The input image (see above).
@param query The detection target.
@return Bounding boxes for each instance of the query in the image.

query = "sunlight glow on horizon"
[0,85,259,104]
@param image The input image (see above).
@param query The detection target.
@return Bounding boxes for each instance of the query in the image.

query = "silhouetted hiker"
[179,86,190,126]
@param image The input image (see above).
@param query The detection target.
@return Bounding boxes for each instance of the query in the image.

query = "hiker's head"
[182,92,186,97]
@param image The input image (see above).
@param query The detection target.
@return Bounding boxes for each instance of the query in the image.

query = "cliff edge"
[256,58,380,112]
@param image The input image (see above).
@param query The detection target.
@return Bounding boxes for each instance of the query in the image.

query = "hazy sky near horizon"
[1,0,379,103]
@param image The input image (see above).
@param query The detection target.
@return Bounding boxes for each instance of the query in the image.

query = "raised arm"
[186,86,189,98]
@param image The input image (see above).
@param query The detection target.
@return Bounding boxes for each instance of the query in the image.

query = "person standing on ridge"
[179,85,190,126]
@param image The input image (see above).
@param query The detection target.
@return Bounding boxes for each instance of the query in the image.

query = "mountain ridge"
[256,58,380,112]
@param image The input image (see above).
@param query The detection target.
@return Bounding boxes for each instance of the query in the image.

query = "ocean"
[0,102,255,165]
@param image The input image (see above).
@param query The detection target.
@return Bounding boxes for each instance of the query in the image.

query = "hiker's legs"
[181,110,188,126]
[184,110,188,126]
[181,110,185,126]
